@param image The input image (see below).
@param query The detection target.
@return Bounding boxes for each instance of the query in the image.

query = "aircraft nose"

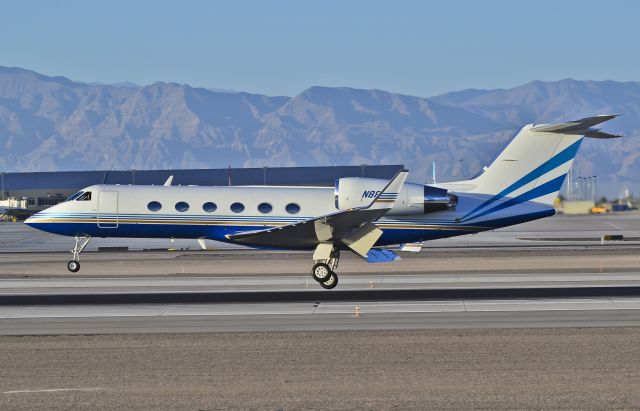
[24,212,40,226]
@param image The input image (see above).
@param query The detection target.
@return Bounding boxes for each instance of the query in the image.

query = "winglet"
[365,169,409,210]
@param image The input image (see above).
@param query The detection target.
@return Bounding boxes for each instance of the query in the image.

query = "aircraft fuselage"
[25,183,553,249]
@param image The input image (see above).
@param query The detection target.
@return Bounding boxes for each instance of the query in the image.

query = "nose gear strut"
[67,235,91,273]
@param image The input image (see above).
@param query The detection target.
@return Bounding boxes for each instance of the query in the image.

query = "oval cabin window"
[202,202,217,213]
[175,201,189,212]
[285,203,300,214]
[147,201,162,212]
[230,202,245,213]
[257,202,273,213]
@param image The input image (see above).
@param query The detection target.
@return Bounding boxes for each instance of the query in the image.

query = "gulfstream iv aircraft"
[26,115,620,289]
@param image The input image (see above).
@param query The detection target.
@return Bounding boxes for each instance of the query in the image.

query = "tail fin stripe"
[464,174,566,222]
[462,139,582,221]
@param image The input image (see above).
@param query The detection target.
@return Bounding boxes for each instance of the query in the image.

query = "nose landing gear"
[67,235,91,273]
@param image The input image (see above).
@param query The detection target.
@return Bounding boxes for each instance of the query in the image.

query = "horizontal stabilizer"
[365,249,400,263]
[532,115,621,138]
[583,129,622,139]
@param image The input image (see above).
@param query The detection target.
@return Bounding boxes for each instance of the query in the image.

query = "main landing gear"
[67,235,91,273]
[311,247,340,290]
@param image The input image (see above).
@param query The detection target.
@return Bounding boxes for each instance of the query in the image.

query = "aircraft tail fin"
[462,115,620,206]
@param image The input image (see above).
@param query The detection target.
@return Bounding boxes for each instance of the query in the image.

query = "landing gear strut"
[311,246,340,289]
[68,235,91,273]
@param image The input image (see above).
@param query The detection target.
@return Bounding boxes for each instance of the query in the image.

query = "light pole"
[577,177,583,200]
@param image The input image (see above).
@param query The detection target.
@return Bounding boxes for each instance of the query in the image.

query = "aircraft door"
[97,191,119,228]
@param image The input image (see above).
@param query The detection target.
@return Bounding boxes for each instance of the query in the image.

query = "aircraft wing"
[228,207,390,247]
[227,170,409,255]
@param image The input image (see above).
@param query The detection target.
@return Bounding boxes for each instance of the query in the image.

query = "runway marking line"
[4,388,103,394]
[605,222,625,230]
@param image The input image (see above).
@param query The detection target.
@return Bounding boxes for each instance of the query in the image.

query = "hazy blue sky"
[1,0,638,96]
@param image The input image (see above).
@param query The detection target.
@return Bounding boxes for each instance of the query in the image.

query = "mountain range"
[0,66,637,197]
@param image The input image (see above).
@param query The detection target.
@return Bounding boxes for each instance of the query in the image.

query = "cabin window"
[286,203,300,214]
[230,202,245,213]
[65,191,84,202]
[147,201,162,212]
[257,202,272,213]
[202,202,217,213]
[175,201,189,212]
[76,192,92,201]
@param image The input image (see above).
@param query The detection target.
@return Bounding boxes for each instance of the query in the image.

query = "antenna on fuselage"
[163,175,174,186]
[432,161,436,185]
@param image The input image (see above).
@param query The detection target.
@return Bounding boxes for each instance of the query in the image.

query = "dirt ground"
[1,328,640,410]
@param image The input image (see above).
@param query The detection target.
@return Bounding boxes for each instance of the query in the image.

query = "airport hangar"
[0,164,403,213]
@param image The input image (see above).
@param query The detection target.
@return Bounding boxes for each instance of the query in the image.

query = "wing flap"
[365,249,400,263]
[342,222,383,257]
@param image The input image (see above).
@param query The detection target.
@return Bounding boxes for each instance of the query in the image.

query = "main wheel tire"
[311,263,331,282]
[67,260,80,273]
[320,272,338,290]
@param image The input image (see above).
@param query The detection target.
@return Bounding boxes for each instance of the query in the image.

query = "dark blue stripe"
[465,174,566,221]
[462,138,582,221]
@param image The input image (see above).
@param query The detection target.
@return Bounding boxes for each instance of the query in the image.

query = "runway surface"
[0,214,639,335]
[2,273,640,334]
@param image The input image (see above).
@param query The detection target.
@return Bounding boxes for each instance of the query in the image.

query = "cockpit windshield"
[76,192,92,201]
[65,191,84,202]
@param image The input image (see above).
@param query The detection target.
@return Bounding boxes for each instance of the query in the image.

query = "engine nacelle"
[423,185,458,213]
[334,177,457,215]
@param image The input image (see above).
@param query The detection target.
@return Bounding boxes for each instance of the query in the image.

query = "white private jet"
[26,115,620,289]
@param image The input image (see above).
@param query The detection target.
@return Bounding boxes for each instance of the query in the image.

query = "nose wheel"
[67,260,80,273]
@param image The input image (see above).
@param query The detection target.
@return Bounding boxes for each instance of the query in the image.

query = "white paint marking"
[605,222,625,230]
[4,388,103,394]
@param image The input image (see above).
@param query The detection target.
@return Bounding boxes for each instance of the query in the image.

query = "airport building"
[0,165,403,213]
